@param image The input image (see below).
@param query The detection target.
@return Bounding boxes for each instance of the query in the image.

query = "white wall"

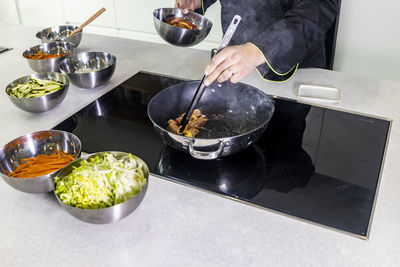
[61,0,119,37]
[0,0,398,81]
[333,0,400,81]
[0,0,20,24]
[15,0,64,26]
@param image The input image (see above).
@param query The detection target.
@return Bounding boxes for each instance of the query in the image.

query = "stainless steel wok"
[147,80,275,160]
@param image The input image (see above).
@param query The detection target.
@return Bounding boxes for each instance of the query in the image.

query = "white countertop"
[1,23,400,267]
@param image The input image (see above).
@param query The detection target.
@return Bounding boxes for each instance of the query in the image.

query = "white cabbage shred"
[55,153,147,209]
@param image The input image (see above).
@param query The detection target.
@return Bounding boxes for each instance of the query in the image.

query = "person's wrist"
[195,0,202,8]
[244,43,266,67]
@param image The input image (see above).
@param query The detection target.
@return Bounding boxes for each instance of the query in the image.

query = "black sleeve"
[250,0,339,82]
[194,0,217,15]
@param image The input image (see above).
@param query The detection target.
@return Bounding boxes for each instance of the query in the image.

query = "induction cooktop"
[53,71,391,239]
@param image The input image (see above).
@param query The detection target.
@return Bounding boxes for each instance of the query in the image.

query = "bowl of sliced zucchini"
[5,72,69,113]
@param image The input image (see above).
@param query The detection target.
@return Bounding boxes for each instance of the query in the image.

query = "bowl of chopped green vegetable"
[54,151,149,224]
[5,72,69,113]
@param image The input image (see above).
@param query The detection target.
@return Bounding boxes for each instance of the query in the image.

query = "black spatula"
[179,15,241,134]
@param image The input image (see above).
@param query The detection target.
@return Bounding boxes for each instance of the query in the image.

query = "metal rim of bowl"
[5,72,69,100]
[58,51,116,74]
[0,130,82,180]
[53,151,149,209]
[35,25,81,40]
[58,51,117,77]
[153,8,209,32]
[22,41,75,62]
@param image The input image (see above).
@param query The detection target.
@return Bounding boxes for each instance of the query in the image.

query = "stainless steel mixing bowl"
[0,130,81,194]
[5,72,69,113]
[54,151,149,224]
[58,52,116,89]
[36,25,83,48]
[153,8,213,47]
[23,41,75,73]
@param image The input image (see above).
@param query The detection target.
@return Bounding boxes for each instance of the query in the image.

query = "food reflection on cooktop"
[165,16,199,30]
[168,109,208,137]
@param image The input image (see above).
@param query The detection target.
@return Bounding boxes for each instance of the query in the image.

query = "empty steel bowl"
[153,8,213,47]
[5,72,69,113]
[54,151,149,224]
[0,130,81,194]
[59,52,116,89]
[23,41,75,73]
[36,25,82,48]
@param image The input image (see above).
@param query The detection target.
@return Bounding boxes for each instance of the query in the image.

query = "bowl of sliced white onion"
[58,51,116,89]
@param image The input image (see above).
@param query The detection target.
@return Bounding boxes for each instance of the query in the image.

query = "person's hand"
[174,0,202,14]
[204,44,265,86]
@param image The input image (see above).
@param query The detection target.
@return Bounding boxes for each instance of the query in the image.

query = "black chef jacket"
[196,0,339,82]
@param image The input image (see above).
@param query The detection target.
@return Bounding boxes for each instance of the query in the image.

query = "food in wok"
[168,109,208,137]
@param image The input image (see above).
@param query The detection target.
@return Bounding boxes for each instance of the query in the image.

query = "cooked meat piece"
[167,109,208,137]
[192,109,202,117]
[191,114,207,128]
[165,17,198,30]
[166,17,183,25]
[167,119,180,133]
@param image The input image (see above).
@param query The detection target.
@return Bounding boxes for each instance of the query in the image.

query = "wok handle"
[188,140,230,160]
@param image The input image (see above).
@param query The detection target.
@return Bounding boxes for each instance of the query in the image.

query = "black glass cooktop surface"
[54,72,390,238]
